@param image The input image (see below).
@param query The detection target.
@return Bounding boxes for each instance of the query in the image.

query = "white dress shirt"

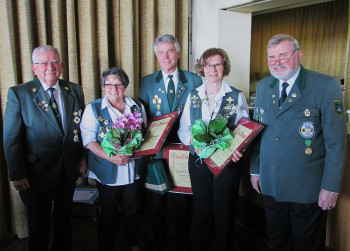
[279,66,301,97]
[162,68,179,93]
[178,80,249,146]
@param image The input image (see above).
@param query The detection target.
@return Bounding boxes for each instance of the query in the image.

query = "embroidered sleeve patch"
[333,100,343,118]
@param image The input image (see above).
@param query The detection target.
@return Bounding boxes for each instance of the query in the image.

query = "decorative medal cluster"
[153,94,162,116]
[72,109,82,142]
[98,115,111,139]
[223,97,244,118]
[299,108,314,155]
[152,84,185,116]
[191,94,200,109]
[38,100,49,111]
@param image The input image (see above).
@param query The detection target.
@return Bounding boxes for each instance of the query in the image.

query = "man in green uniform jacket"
[3,45,86,251]
[250,34,347,251]
[139,34,202,251]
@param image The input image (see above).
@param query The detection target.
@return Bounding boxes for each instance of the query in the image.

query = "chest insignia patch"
[299,122,315,138]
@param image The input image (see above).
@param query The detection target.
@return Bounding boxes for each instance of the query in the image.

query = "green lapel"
[172,69,188,112]
[59,80,74,136]
[154,71,170,113]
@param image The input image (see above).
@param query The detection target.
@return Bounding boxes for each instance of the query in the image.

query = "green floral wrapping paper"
[191,114,233,159]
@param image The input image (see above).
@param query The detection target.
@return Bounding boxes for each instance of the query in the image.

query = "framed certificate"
[164,143,192,194]
[204,117,265,176]
[133,111,179,157]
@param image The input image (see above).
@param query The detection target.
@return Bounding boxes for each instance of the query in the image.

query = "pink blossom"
[114,142,121,150]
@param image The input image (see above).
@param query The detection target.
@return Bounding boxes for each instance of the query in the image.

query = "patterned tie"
[167,75,175,110]
[280,82,289,106]
[48,88,62,130]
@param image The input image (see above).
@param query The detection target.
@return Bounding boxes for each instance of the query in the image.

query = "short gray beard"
[270,56,299,81]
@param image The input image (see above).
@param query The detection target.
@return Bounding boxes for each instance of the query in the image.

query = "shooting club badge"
[299,121,315,155]
[333,100,343,118]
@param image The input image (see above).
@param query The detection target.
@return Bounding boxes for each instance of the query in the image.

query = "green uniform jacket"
[139,69,202,118]
[3,78,85,190]
[139,69,202,158]
[250,66,347,203]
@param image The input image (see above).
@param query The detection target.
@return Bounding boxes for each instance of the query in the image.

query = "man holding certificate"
[139,34,202,251]
[250,34,347,250]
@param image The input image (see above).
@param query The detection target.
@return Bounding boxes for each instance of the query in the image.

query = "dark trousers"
[149,186,193,251]
[263,195,327,251]
[96,180,138,251]
[188,153,241,251]
[20,177,75,251]
[171,193,193,250]
[149,191,167,250]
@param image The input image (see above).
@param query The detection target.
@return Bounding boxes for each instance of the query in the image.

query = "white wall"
[191,0,253,97]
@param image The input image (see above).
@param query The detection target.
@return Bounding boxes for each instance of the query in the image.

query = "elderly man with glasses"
[3,45,86,251]
[250,34,347,251]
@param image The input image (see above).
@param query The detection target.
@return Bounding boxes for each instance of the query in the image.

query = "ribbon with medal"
[299,108,315,155]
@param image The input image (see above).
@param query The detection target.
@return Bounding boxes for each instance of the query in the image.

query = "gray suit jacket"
[250,66,347,203]
[3,78,85,190]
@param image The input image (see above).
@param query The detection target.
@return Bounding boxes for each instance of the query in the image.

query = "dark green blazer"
[139,69,202,117]
[250,66,347,203]
[3,78,85,190]
[139,69,202,158]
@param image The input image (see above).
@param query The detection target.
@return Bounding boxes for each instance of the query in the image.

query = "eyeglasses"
[204,63,223,69]
[33,60,62,66]
[266,50,297,65]
[105,83,124,89]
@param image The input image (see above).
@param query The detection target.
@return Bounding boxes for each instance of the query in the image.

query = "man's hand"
[232,150,243,163]
[79,159,88,177]
[13,178,30,191]
[250,175,261,194]
[318,189,338,211]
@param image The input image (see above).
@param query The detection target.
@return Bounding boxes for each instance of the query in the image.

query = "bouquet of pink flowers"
[101,112,143,156]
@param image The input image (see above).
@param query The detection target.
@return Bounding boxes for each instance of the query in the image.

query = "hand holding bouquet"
[191,113,233,159]
[101,112,143,157]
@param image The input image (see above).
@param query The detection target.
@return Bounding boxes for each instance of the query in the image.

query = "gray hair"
[266,34,300,53]
[153,34,180,56]
[101,67,129,88]
[32,45,61,63]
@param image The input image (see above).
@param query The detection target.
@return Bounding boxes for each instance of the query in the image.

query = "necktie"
[48,88,62,130]
[280,82,289,106]
[167,75,175,110]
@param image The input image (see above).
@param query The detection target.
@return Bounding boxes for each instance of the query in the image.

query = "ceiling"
[224,0,334,15]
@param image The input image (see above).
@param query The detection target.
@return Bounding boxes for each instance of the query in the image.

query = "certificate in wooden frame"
[133,111,179,157]
[204,117,265,176]
[164,143,192,194]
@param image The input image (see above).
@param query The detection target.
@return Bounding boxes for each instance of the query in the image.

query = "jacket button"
[273,166,276,169]
[275,137,279,141]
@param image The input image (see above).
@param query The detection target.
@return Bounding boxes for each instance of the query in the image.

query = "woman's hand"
[231,150,243,163]
[194,147,203,154]
[110,154,131,166]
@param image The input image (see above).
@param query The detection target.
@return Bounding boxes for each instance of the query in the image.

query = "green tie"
[280,82,289,106]
[48,88,62,130]
[167,75,175,110]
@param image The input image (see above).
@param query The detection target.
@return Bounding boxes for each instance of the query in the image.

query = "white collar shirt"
[279,66,301,97]
[162,68,179,93]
